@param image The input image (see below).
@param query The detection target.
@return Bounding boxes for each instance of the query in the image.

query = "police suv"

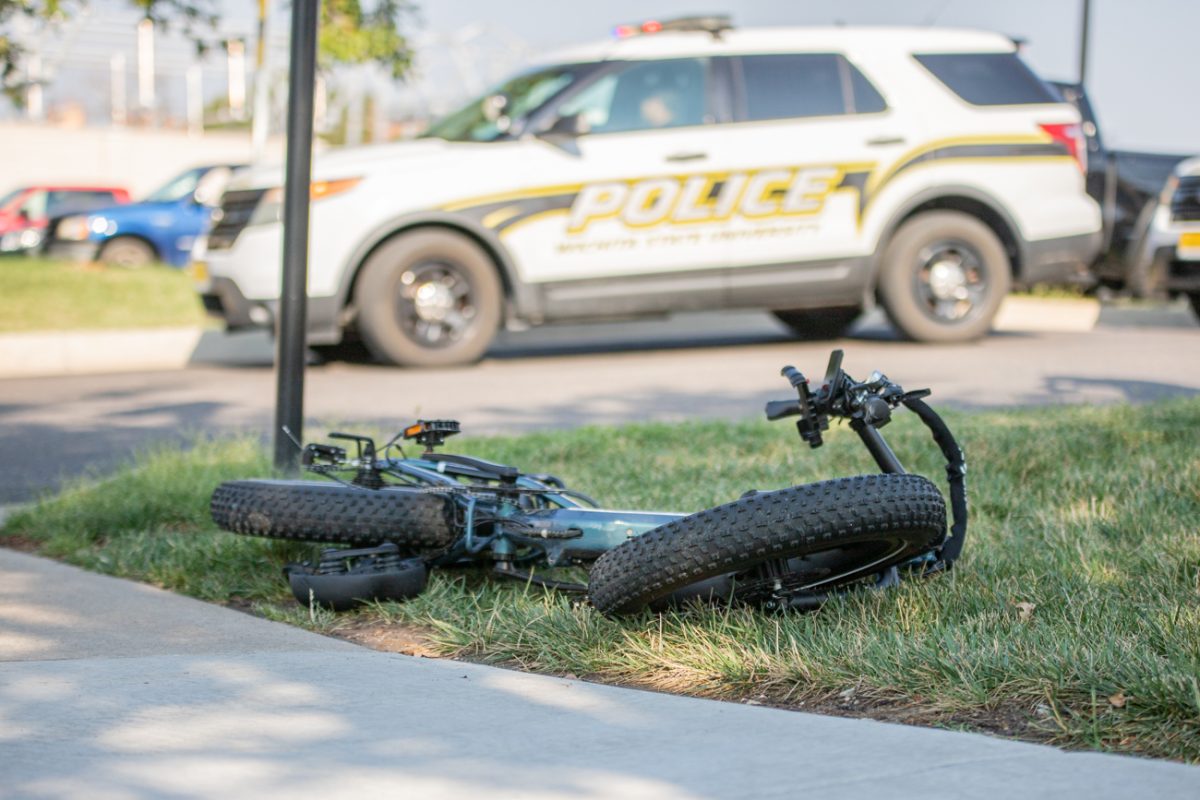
[197,17,1102,366]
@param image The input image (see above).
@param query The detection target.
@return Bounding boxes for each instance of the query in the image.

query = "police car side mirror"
[540,112,587,138]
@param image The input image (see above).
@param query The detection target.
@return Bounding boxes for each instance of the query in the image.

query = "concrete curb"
[0,327,272,378]
[993,296,1100,333]
[0,326,203,378]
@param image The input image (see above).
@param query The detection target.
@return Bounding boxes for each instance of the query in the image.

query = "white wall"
[0,123,286,197]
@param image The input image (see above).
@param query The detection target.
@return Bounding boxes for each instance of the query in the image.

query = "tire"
[355,230,503,367]
[210,479,457,549]
[588,474,946,616]
[1186,293,1200,323]
[99,237,156,267]
[878,211,1011,342]
[773,307,861,340]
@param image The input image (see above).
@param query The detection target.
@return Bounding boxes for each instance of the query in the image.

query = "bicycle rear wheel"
[587,474,945,615]
[210,479,457,549]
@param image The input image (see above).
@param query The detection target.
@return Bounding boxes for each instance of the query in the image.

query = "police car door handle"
[866,136,906,147]
[665,152,708,162]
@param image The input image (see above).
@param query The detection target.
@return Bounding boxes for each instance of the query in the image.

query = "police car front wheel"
[878,211,1011,343]
[354,230,502,368]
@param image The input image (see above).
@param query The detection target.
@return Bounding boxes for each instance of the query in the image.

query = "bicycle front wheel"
[210,479,457,549]
[587,474,945,615]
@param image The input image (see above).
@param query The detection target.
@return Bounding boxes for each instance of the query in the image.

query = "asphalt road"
[0,308,1196,505]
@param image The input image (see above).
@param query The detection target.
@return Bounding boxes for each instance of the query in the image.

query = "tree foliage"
[2,0,416,102]
[319,0,414,79]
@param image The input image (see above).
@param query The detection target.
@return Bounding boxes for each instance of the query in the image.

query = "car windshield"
[0,188,24,211]
[424,63,591,142]
[143,168,206,202]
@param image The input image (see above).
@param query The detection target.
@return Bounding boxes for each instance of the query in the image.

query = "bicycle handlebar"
[764,349,967,569]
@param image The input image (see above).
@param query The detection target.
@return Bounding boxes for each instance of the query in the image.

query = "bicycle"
[209,350,967,614]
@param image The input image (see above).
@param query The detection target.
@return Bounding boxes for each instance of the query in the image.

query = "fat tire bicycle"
[209,351,967,614]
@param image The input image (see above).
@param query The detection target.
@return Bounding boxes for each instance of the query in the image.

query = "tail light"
[1039,123,1087,173]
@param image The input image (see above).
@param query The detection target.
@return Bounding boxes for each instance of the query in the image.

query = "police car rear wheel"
[772,307,861,340]
[879,211,1010,342]
[355,230,502,368]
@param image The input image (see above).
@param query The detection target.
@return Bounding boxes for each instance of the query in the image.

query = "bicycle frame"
[337,452,684,580]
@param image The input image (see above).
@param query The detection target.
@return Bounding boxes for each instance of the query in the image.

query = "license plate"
[1180,232,1200,250]
[190,261,209,282]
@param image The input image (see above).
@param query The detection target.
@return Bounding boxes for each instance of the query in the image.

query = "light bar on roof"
[612,15,733,39]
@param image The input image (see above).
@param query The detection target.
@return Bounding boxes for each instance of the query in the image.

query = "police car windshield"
[425,64,593,142]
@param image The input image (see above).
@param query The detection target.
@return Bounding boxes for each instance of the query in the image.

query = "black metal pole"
[273,0,319,470]
[1078,0,1092,86]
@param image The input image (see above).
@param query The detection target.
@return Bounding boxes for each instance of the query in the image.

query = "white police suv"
[196,17,1102,366]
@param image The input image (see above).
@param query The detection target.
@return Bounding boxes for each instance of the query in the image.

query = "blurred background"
[0,0,1194,191]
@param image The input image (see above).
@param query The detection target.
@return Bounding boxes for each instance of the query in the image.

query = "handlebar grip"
[780,365,806,389]
[765,399,801,421]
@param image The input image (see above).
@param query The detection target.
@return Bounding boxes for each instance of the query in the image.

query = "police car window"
[739,54,846,120]
[557,59,708,135]
[426,65,588,142]
[848,62,887,113]
[914,52,1058,106]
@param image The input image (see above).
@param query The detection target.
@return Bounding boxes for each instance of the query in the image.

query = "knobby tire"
[210,479,457,549]
[587,474,946,615]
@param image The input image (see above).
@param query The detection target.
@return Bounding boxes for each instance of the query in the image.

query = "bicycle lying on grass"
[210,351,967,615]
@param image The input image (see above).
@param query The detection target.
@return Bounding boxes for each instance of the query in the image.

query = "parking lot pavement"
[2,547,1197,800]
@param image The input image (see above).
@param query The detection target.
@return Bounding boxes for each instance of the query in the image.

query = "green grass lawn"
[0,257,207,332]
[3,400,1198,762]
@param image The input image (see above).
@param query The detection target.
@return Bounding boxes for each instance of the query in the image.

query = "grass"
[0,257,207,332]
[3,401,1199,762]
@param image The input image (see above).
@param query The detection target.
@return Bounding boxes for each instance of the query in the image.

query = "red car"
[0,185,132,253]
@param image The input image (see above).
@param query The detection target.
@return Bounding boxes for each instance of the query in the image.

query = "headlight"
[56,215,92,241]
[18,228,43,249]
[90,216,115,235]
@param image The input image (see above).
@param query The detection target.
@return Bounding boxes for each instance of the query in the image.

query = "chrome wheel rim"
[395,261,477,348]
[913,240,988,323]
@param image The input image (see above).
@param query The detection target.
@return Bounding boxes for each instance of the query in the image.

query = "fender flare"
[334,211,541,325]
[864,184,1028,305]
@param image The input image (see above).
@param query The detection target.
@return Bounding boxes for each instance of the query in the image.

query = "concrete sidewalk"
[1,549,1197,799]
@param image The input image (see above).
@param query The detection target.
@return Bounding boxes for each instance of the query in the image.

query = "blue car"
[47,165,240,267]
